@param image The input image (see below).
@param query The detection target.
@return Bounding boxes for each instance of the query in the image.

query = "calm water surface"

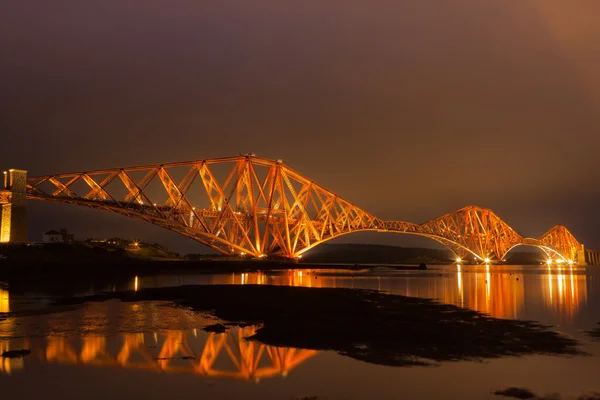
[1,264,600,399]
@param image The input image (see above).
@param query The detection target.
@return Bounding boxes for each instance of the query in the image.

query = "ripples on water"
[1,265,600,399]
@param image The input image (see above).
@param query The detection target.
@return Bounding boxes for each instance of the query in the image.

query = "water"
[1,265,600,399]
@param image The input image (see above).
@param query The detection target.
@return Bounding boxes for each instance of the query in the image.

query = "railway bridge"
[0,155,595,264]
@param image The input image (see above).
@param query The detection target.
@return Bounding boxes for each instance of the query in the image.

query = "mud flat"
[586,323,600,341]
[54,284,582,367]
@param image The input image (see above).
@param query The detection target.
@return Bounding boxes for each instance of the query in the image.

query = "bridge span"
[0,155,594,264]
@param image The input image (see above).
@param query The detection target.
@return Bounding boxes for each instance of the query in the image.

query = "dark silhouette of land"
[586,323,600,341]
[53,284,582,368]
[494,387,600,399]
[0,241,547,286]
[299,243,452,264]
[301,243,548,265]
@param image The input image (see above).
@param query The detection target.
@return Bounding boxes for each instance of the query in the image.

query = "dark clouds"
[1,1,599,251]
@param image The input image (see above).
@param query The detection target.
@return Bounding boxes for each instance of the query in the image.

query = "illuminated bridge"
[0,155,595,264]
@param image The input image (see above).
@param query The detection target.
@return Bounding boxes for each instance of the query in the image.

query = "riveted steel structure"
[27,155,384,258]
[412,206,524,262]
[25,155,585,263]
[385,206,582,262]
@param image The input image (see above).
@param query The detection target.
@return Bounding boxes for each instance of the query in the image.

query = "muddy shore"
[0,259,427,290]
[51,284,582,367]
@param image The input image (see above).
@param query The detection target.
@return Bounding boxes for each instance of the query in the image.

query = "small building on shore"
[42,229,74,244]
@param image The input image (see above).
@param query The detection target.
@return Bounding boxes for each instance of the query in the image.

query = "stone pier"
[0,169,28,243]
[586,249,600,266]
[575,244,600,266]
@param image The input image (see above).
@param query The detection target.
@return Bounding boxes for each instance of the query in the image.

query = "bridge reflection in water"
[0,289,8,313]
[0,267,589,377]
[541,266,588,320]
[453,266,587,320]
[1,327,316,380]
[204,266,588,321]
[0,289,16,374]
[1,339,25,375]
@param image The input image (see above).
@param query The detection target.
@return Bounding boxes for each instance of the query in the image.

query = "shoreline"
[49,284,582,367]
[0,258,430,284]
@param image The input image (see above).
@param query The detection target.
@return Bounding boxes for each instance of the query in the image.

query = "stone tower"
[0,169,28,243]
[577,244,587,266]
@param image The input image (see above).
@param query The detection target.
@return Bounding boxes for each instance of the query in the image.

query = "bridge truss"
[25,155,583,262]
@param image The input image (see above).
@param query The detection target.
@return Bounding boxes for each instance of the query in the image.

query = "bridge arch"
[500,243,570,264]
[294,229,480,261]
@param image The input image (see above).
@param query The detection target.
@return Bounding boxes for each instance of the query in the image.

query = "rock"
[1,349,31,358]
[494,387,536,399]
[203,323,227,333]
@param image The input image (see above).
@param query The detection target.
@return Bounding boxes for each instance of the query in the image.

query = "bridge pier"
[576,244,600,266]
[586,249,600,266]
[0,169,28,243]
[577,245,587,266]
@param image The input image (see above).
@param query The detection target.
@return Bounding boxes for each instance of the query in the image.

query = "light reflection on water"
[0,288,9,313]
[127,265,591,324]
[0,296,317,380]
[1,265,600,399]
[1,326,315,380]
[1,339,24,375]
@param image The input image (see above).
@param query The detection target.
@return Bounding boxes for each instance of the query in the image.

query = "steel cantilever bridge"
[26,155,583,263]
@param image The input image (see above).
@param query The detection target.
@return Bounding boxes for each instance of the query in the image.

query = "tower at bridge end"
[1,169,28,243]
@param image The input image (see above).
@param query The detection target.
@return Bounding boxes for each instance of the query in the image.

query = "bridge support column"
[0,169,28,243]
[590,251,600,266]
[577,245,587,266]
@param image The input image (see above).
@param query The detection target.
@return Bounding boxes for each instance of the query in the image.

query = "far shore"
[0,240,546,285]
[0,258,430,285]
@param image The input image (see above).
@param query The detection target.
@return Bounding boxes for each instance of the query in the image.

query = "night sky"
[1,1,599,253]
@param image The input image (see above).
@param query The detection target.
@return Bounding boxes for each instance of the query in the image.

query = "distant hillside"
[301,244,545,265]
[0,239,183,265]
[301,244,453,264]
[123,241,182,260]
[502,251,546,265]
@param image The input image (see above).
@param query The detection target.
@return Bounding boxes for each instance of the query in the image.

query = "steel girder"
[416,206,524,261]
[383,205,523,260]
[27,155,383,258]
[26,156,583,261]
[536,225,582,261]
[384,206,581,262]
